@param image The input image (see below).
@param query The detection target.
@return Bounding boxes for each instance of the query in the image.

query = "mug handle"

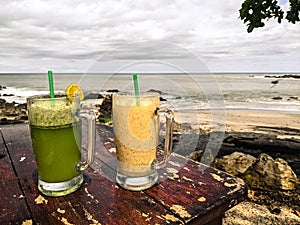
[77,108,96,171]
[155,108,174,169]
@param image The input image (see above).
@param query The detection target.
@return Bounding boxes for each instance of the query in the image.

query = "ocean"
[0,73,299,113]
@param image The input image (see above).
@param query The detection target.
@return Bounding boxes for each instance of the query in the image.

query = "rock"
[3,93,14,97]
[84,93,104,100]
[145,89,167,101]
[243,153,298,191]
[288,96,298,100]
[173,121,193,133]
[160,97,167,101]
[214,152,298,191]
[190,150,205,162]
[265,74,300,79]
[269,204,281,215]
[0,98,6,105]
[272,96,283,100]
[106,89,119,93]
[213,152,256,176]
[147,89,165,95]
[4,106,19,116]
[98,95,112,119]
[271,80,279,84]
[0,101,27,124]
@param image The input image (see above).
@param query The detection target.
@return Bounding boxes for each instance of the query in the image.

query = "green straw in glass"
[48,70,55,99]
[132,73,140,106]
[48,70,55,106]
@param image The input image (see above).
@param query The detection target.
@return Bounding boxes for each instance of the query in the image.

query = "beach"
[171,109,300,141]
[200,110,300,138]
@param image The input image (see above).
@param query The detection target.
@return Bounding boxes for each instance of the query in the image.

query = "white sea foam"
[0,86,48,104]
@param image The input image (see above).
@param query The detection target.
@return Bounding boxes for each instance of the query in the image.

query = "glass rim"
[112,91,160,98]
[27,93,68,101]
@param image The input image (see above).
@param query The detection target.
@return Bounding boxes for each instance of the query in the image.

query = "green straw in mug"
[48,70,55,106]
[132,73,140,106]
[48,70,55,99]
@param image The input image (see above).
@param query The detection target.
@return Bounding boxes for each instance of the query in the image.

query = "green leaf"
[98,117,112,123]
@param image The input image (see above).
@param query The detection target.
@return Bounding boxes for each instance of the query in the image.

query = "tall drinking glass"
[112,92,174,191]
[27,94,95,196]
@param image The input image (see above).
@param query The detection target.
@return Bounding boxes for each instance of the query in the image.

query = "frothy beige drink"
[113,92,174,191]
[113,94,159,176]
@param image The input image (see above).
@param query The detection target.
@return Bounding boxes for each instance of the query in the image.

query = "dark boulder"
[84,93,104,100]
[98,95,112,119]
[106,89,119,93]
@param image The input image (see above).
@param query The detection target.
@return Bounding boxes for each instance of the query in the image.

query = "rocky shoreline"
[264,74,300,79]
[0,99,27,125]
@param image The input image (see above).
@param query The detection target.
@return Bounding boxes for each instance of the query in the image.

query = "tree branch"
[239,0,299,32]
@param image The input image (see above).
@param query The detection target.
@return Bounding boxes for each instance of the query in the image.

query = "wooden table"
[0,124,246,225]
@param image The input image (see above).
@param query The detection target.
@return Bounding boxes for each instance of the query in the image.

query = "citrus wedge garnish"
[66,84,84,101]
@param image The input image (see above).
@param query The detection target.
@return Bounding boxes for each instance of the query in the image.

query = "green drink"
[30,124,81,182]
[27,94,96,196]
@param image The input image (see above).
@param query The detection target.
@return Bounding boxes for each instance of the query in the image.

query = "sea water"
[1,73,299,113]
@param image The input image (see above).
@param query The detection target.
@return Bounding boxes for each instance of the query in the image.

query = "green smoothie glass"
[27,94,95,196]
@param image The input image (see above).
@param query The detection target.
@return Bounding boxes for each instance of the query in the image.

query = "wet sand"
[175,110,300,139]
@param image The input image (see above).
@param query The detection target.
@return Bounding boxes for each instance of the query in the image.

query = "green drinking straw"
[132,73,140,106]
[48,70,55,99]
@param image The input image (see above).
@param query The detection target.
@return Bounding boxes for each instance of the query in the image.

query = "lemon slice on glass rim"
[66,84,84,101]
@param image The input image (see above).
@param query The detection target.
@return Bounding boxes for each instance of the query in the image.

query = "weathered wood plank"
[146,154,246,224]
[0,127,32,224]
[0,179,32,224]
[66,172,183,225]
[0,129,5,159]
[0,127,15,182]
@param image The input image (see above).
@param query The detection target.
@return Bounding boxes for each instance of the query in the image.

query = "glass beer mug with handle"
[27,94,96,197]
[112,92,174,191]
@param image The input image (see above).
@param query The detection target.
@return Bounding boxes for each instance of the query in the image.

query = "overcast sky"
[0,0,299,73]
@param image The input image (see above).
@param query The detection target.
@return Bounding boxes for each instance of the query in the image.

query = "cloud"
[0,0,299,72]
[279,0,289,5]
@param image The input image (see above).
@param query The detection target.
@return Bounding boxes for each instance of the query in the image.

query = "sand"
[224,110,299,134]
[175,110,300,139]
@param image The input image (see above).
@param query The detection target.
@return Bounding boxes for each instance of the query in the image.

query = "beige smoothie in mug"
[113,92,173,191]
